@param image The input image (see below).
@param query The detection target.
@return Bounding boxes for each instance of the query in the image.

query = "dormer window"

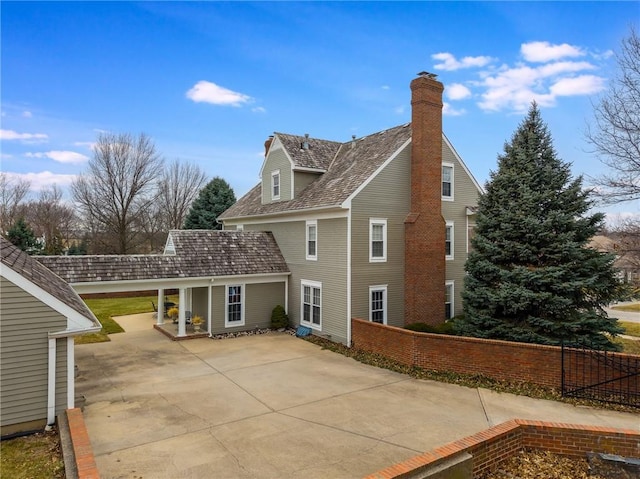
[271,170,280,200]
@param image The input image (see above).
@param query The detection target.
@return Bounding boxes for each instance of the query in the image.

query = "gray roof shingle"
[219,123,411,220]
[37,230,289,284]
[1,237,99,324]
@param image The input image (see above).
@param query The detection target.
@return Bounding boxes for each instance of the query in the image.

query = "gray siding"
[209,282,285,334]
[261,145,292,204]
[441,142,481,316]
[191,287,208,322]
[1,277,68,429]
[294,171,320,197]
[351,145,411,327]
[243,219,349,344]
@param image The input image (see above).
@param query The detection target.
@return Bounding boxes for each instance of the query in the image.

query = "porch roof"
[37,230,289,285]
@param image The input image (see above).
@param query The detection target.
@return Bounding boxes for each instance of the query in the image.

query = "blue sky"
[1,1,638,221]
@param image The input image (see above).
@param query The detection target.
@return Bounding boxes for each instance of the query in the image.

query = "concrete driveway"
[76,313,638,479]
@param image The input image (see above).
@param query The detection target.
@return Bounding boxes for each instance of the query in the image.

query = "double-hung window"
[442,164,453,200]
[301,280,321,329]
[445,281,454,320]
[445,221,454,260]
[369,218,387,262]
[306,220,317,260]
[369,285,387,324]
[225,285,245,327]
[271,170,280,200]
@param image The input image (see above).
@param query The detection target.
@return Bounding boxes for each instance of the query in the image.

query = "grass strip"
[0,429,64,479]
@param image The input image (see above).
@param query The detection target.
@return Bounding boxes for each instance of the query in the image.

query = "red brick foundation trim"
[364,420,640,479]
[66,408,100,479]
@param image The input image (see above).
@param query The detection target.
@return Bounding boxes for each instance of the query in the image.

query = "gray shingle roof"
[1,237,98,324]
[275,133,341,170]
[219,124,411,220]
[37,230,289,284]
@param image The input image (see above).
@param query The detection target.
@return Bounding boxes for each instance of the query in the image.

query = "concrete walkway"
[76,313,638,479]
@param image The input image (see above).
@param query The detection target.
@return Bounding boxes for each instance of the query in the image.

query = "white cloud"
[477,60,603,112]
[381,85,390,90]
[1,153,13,159]
[0,129,48,142]
[73,141,96,150]
[25,150,89,164]
[4,171,77,191]
[432,52,494,71]
[186,80,252,106]
[521,41,584,62]
[252,106,266,113]
[394,105,405,115]
[22,111,32,118]
[443,102,466,116]
[446,83,472,100]
[549,75,606,96]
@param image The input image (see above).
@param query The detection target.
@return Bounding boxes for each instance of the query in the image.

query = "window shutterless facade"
[445,221,454,260]
[306,220,317,260]
[301,280,321,329]
[369,285,387,324]
[445,281,454,320]
[369,218,387,262]
[442,163,454,200]
[225,284,245,327]
[271,170,280,200]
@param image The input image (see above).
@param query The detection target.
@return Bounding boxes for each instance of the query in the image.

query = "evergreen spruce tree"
[6,217,40,254]
[183,177,236,230]
[459,103,623,351]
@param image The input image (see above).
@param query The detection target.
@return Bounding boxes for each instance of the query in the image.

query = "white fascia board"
[292,166,326,173]
[210,273,290,284]
[443,133,485,194]
[221,206,348,225]
[1,264,101,333]
[341,138,411,209]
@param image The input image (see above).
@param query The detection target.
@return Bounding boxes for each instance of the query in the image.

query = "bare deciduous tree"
[71,132,163,254]
[587,26,640,203]
[26,185,77,254]
[159,160,208,230]
[0,172,31,234]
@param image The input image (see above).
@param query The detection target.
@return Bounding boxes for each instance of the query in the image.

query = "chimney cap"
[417,71,438,79]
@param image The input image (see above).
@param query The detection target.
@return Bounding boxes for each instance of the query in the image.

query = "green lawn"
[612,303,640,312]
[0,430,64,479]
[78,294,178,344]
[620,321,640,338]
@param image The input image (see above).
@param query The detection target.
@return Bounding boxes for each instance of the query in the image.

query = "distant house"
[590,234,640,286]
[1,237,101,437]
[219,72,482,344]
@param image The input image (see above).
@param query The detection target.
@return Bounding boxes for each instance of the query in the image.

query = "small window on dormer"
[271,170,280,200]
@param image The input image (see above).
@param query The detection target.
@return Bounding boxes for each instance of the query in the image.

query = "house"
[0,237,102,437]
[218,72,482,345]
[590,234,640,286]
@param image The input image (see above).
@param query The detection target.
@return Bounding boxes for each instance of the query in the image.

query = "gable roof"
[1,237,100,331]
[37,230,289,284]
[219,123,412,220]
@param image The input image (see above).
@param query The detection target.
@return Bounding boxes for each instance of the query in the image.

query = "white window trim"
[225,284,245,327]
[271,170,280,200]
[445,221,454,261]
[442,162,454,201]
[306,220,317,261]
[300,279,322,331]
[369,218,387,263]
[369,285,388,325]
[445,280,455,320]
[236,224,244,231]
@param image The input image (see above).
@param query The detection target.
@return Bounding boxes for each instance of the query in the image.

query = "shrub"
[271,305,289,329]
[405,321,456,335]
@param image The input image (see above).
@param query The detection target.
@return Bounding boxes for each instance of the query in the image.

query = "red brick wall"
[66,408,100,479]
[352,319,637,391]
[405,73,446,326]
[365,419,640,479]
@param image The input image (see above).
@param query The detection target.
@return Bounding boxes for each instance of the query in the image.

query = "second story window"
[306,220,317,260]
[442,164,453,200]
[271,170,280,200]
[445,221,454,260]
[370,218,387,262]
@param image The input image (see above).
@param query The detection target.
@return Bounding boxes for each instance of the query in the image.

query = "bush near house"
[270,305,289,329]
[405,322,456,335]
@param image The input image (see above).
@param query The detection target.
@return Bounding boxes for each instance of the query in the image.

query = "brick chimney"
[404,72,445,325]
[264,135,274,157]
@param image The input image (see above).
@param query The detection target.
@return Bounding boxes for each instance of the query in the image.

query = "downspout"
[67,337,74,408]
[207,282,213,337]
[284,275,289,315]
[47,338,57,426]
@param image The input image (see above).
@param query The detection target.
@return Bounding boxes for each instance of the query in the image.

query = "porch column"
[67,337,75,409]
[178,287,186,337]
[207,284,213,336]
[156,288,165,325]
[47,338,56,426]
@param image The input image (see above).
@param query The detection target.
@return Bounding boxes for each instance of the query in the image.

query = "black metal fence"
[561,342,640,407]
